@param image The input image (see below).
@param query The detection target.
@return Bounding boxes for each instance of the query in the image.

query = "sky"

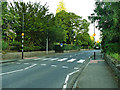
[7,0,101,41]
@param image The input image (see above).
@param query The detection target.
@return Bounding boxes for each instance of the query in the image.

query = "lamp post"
[93,15,96,60]
[46,16,49,55]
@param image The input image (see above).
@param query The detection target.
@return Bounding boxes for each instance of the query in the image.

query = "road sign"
[60,43,63,47]
[21,33,24,36]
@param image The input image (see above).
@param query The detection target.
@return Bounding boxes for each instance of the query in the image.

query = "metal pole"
[22,13,24,59]
[94,16,96,60]
[46,36,48,54]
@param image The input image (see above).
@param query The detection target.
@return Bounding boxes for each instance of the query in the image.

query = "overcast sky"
[8,0,100,41]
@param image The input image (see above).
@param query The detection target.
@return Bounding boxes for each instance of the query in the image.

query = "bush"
[109,53,120,61]
[23,46,41,52]
[2,40,9,50]
[10,41,21,51]
[104,43,120,53]
[64,44,72,50]
[54,45,64,53]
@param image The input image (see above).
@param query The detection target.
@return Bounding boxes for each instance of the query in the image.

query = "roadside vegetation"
[2,1,94,52]
[89,1,120,61]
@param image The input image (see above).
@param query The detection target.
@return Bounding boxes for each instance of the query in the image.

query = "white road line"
[0,64,37,76]
[0,69,24,76]
[51,65,57,67]
[62,70,79,89]
[24,63,29,64]
[62,66,68,69]
[41,64,46,66]
[57,58,68,62]
[67,59,76,62]
[50,58,59,61]
[77,59,85,63]
[24,64,37,70]
[74,67,79,70]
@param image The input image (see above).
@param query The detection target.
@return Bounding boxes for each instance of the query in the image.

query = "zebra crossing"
[33,57,85,64]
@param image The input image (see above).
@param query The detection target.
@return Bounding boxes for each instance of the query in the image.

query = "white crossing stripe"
[57,58,68,62]
[19,60,24,61]
[50,58,59,61]
[74,67,79,70]
[77,59,85,63]
[42,58,51,61]
[62,66,68,69]
[24,63,29,64]
[51,65,57,67]
[67,59,76,62]
[34,58,41,60]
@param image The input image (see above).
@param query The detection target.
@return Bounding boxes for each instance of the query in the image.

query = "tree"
[55,10,90,45]
[88,1,120,53]
[56,0,66,13]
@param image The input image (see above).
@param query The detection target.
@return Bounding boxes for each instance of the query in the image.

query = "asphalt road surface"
[1,50,95,88]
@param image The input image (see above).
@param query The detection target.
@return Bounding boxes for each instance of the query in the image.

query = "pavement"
[75,50,118,88]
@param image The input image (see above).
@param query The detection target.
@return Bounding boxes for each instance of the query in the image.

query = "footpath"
[75,50,119,88]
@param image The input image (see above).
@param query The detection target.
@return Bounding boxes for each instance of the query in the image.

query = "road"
[1,50,95,88]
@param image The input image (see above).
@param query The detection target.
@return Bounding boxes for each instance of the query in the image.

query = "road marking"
[0,64,37,75]
[58,58,68,62]
[51,65,57,67]
[42,58,51,61]
[24,64,37,70]
[50,58,59,61]
[41,64,46,66]
[0,69,24,76]
[11,62,15,63]
[67,59,76,62]
[77,59,85,63]
[62,70,79,89]
[16,63,21,64]
[19,60,24,61]
[34,58,41,60]
[74,67,79,70]
[24,63,29,64]
[62,66,68,69]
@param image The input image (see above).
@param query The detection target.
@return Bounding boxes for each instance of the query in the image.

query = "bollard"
[94,52,95,60]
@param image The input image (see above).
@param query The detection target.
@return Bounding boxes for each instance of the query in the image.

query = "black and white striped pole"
[21,33,24,59]
[22,13,24,59]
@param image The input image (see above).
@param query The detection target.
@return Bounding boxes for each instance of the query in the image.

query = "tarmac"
[75,50,119,88]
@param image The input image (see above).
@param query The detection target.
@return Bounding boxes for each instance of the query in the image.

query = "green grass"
[109,53,120,61]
